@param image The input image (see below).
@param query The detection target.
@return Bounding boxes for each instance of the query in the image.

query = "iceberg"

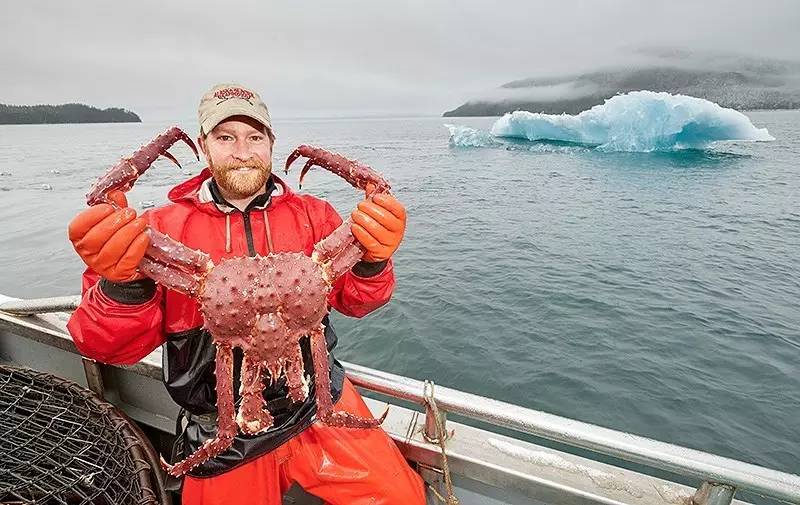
[445,124,499,148]
[479,91,773,152]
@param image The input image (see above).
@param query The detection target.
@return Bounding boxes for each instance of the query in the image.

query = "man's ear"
[197,135,208,159]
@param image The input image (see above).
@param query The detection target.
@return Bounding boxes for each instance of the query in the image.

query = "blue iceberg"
[450,91,774,152]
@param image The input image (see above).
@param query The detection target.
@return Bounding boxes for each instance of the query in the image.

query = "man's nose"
[231,138,251,159]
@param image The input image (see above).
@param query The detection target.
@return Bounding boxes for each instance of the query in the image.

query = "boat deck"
[1,294,798,505]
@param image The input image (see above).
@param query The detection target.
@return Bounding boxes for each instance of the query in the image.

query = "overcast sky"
[2,0,798,119]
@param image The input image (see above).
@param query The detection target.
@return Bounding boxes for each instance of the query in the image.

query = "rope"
[422,380,459,505]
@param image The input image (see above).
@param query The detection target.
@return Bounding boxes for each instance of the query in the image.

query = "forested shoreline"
[0,103,141,124]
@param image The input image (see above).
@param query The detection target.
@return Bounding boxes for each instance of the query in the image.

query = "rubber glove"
[68,190,150,282]
[351,184,407,263]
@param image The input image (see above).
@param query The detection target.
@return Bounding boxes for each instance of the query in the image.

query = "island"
[0,103,141,124]
[444,53,800,117]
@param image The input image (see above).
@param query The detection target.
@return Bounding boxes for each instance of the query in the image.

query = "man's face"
[199,116,273,199]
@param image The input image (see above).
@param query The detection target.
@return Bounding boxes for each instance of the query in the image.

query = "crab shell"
[199,254,329,361]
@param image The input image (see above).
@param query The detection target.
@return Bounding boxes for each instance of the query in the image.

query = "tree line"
[0,103,141,124]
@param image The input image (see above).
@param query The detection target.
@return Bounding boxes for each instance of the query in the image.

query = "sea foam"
[450,91,774,152]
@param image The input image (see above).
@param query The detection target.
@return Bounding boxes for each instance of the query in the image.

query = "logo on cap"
[213,87,255,105]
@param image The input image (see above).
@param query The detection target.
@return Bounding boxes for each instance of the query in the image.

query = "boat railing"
[2,295,799,505]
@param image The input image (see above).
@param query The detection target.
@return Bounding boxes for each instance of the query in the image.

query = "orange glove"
[351,185,407,263]
[68,190,150,282]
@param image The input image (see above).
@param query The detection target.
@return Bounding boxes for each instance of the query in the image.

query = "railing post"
[421,380,460,504]
[81,358,105,399]
[693,482,736,505]
[423,380,449,443]
[420,388,446,504]
[425,407,446,441]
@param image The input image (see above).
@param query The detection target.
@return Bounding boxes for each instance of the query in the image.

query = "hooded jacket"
[67,169,395,476]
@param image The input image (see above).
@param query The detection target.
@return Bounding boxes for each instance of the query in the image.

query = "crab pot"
[0,365,169,505]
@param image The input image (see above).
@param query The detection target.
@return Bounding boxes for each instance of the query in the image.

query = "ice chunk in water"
[489,91,773,152]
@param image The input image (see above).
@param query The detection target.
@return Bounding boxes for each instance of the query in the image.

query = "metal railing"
[0,295,81,316]
[344,363,800,505]
[3,295,800,504]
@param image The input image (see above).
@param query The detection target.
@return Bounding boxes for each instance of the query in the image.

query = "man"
[67,83,425,505]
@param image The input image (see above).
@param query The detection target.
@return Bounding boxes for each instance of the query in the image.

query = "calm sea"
[0,111,797,477]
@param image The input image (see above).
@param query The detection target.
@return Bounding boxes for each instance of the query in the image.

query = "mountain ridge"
[444,62,800,117]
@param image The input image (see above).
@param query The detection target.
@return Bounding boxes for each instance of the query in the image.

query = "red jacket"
[68,169,395,365]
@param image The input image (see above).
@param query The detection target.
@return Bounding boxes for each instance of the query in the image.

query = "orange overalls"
[183,379,426,505]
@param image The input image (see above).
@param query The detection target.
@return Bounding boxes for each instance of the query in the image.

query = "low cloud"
[1,1,798,118]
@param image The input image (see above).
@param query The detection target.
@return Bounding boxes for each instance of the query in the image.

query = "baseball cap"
[198,83,272,135]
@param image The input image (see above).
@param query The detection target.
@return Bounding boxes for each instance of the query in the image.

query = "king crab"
[86,127,390,476]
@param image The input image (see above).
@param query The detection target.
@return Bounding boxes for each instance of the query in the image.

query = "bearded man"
[66,83,425,505]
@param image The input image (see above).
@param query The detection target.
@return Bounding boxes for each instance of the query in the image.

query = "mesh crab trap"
[0,365,167,504]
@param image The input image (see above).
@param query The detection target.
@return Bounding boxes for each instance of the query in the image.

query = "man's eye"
[219,135,233,141]
[250,135,263,142]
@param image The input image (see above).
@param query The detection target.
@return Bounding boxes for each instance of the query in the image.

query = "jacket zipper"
[241,211,256,257]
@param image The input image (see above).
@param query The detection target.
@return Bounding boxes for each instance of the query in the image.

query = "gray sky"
[2,0,798,119]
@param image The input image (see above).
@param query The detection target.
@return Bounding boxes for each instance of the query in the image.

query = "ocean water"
[0,111,797,479]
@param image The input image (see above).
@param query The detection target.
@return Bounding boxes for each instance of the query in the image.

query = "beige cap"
[198,83,272,135]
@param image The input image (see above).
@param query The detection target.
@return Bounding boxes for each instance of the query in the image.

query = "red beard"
[210,157,272,199]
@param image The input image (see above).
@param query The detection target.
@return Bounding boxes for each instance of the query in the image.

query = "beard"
[209,156,272,199]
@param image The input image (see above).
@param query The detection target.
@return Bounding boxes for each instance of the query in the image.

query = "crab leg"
[284,346,310,404]
[284,145,391,194]
[136,229,212,297]
[286,145,393,283]
[312,219,360,262]
[138,258,203,298]
[164,344,237,477]
[87,126,199,205]
[310,325,387,428]
[325,235,366,283]
[145,229,212,275]
[236,355,274,435]
[311,219,366,284]
[84,127,211,293]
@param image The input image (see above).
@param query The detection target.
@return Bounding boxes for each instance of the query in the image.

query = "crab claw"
[284,144,391,194]
[284,145,330,189]
[160,150,182,169]
[320,407,388,429]
[297,159,317,189]
[86,126,199,206]
[284,147,305,175]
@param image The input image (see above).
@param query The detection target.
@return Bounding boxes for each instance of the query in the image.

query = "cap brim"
[200,103,272,135]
